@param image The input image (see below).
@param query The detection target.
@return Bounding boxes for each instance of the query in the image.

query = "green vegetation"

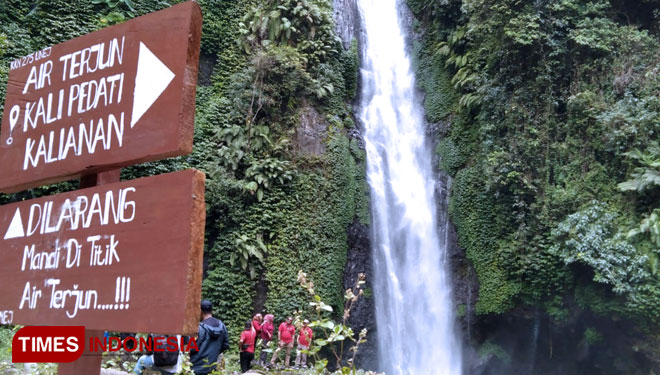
[0,0,366,352]
[297,270,368,372]
[477,339,511,365]
[408,0,660,365]
[180,0,367,339]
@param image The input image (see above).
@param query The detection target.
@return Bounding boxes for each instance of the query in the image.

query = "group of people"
[133,299,314,375]
[238,314,314,373]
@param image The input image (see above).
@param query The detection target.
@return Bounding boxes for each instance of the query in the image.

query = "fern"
[618,142,660,192]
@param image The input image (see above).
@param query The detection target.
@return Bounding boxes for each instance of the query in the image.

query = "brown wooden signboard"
[0,169,205,334]
[0,1,202,193]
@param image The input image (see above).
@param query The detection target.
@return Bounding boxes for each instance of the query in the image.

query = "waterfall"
[357,0,463,374]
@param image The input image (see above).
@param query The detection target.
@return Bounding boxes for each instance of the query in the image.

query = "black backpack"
[151,335,179,367]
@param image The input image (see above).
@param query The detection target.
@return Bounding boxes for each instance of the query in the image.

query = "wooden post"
[58,169,121,375]
[79,169,122,188]
[58,329,104,375]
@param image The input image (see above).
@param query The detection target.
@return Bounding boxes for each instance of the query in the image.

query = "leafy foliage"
[195,0,366,346]
[0,0,367,356]
[550,202,649,295]
[297,270,368,372]
[618,142,660,193]
[408,0,660,364]
[230,234,268,279]
[238,0,341,66]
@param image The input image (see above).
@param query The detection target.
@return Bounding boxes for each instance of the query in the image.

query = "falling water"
[357,0,463,374]
[529,310,540,373]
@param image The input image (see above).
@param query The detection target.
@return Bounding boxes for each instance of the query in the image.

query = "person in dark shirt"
[190,300,230,374]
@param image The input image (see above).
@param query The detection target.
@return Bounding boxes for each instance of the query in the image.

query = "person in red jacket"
[295,319,313,368]
[259,314,274,365]
[252,313,263,337]
[238,320,257,373]
[270,316,296,367]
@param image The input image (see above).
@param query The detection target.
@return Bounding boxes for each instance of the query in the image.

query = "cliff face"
[343,219,377,370]
[332,0,660,372]
[0,0,369,349]
[403,0,660,373]
[333,0,359,49]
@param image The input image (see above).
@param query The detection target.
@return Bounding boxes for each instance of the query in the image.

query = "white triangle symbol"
[131,42,175,128]
[4,208,25,240]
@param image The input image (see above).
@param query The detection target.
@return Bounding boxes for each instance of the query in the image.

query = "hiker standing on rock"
[270,316,295,368]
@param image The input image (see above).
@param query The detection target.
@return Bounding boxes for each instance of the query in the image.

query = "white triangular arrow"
[131,42,175,128]
[4,208,25,240]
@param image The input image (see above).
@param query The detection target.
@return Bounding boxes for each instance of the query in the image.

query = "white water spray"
[357,0,463,374]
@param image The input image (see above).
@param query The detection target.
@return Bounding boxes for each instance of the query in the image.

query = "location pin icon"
[7,105,20,145]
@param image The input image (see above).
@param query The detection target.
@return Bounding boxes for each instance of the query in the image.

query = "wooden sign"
[0,169,205,334]
[0,2,202,193]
